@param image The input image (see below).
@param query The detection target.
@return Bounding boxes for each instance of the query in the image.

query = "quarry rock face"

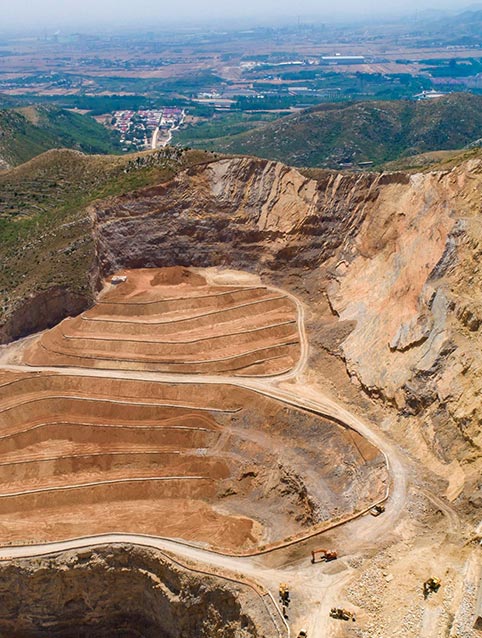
[0,286,89,345]
[89,156,482,502]
[1,152,482,638]
[0,545,271,637]
[90,157,378,276]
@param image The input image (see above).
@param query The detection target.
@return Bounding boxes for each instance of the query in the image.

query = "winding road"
[151,110,186,149]
[0,280,411,638]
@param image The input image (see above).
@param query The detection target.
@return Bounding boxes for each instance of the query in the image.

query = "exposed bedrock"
[90,156,383,279]
[89,155,482,500]
[0,545,272,638]
[326,159,482,503]
[0,287,89,345]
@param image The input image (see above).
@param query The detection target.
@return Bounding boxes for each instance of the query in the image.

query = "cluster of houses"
[112,108,183,149]
[160,107,183,127]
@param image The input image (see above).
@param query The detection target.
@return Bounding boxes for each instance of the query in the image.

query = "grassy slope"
[0,105,121,168]
[0,148,218,324]
[173,111,284,146]
[182,93,482,168]
[0,93,19,109]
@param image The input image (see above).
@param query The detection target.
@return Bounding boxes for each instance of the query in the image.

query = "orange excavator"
[311,548,338,564]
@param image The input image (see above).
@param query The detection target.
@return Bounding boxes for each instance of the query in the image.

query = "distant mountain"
[406,8,451,21]
[424,8,482,39]
[180,93,482,169]
[0,105,121,169]
[442,7,482,26]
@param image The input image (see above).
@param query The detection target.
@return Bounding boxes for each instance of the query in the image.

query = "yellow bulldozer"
[279,583,290,605]
[330,607,356,622]
[423,577,441,598]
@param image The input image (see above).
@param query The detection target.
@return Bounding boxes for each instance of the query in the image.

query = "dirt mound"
[150,266,206,286]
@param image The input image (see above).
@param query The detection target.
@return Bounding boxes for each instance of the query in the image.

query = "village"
[111,107,185,150]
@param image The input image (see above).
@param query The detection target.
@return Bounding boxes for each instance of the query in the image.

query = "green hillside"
[0,147,218,335]
[176,93,482,169]
[0,105,121,168]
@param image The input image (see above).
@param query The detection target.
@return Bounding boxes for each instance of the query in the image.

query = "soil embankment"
[24,268,300,377]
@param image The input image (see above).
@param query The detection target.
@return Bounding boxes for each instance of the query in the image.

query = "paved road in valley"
[151,110,185,149]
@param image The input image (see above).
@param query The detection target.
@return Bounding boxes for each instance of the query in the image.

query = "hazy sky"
[1,0,477,30]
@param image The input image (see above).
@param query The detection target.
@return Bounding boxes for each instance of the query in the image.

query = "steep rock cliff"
[90,157,382,279]
[327,159,482,502]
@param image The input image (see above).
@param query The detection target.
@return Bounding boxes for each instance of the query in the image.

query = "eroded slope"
[0,545,274,638]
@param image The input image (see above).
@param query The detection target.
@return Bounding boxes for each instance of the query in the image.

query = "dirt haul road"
[0,276,412,638]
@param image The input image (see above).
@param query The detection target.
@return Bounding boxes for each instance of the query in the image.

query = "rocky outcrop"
[0,545,273,638]
[89,157,383,280]
[0,286,90,345]
[326,159,482,501]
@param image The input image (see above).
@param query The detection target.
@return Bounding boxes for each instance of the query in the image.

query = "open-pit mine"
[0,154,481,638]
[24,268,301,376]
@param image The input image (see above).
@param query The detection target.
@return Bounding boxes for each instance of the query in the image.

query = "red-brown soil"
[0,268,388,553]
[24,269,300,376]
[0,369,387,550]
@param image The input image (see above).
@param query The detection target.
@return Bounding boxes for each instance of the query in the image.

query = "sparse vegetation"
[0,105,122,168]
[0,148,218,324]
[173,111,281,145]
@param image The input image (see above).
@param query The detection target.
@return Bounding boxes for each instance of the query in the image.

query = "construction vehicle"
[423,577,441,598]
[330,608,356,622]
[311,548,337,564]
[279,583,290,605]
[370,504,386,517]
